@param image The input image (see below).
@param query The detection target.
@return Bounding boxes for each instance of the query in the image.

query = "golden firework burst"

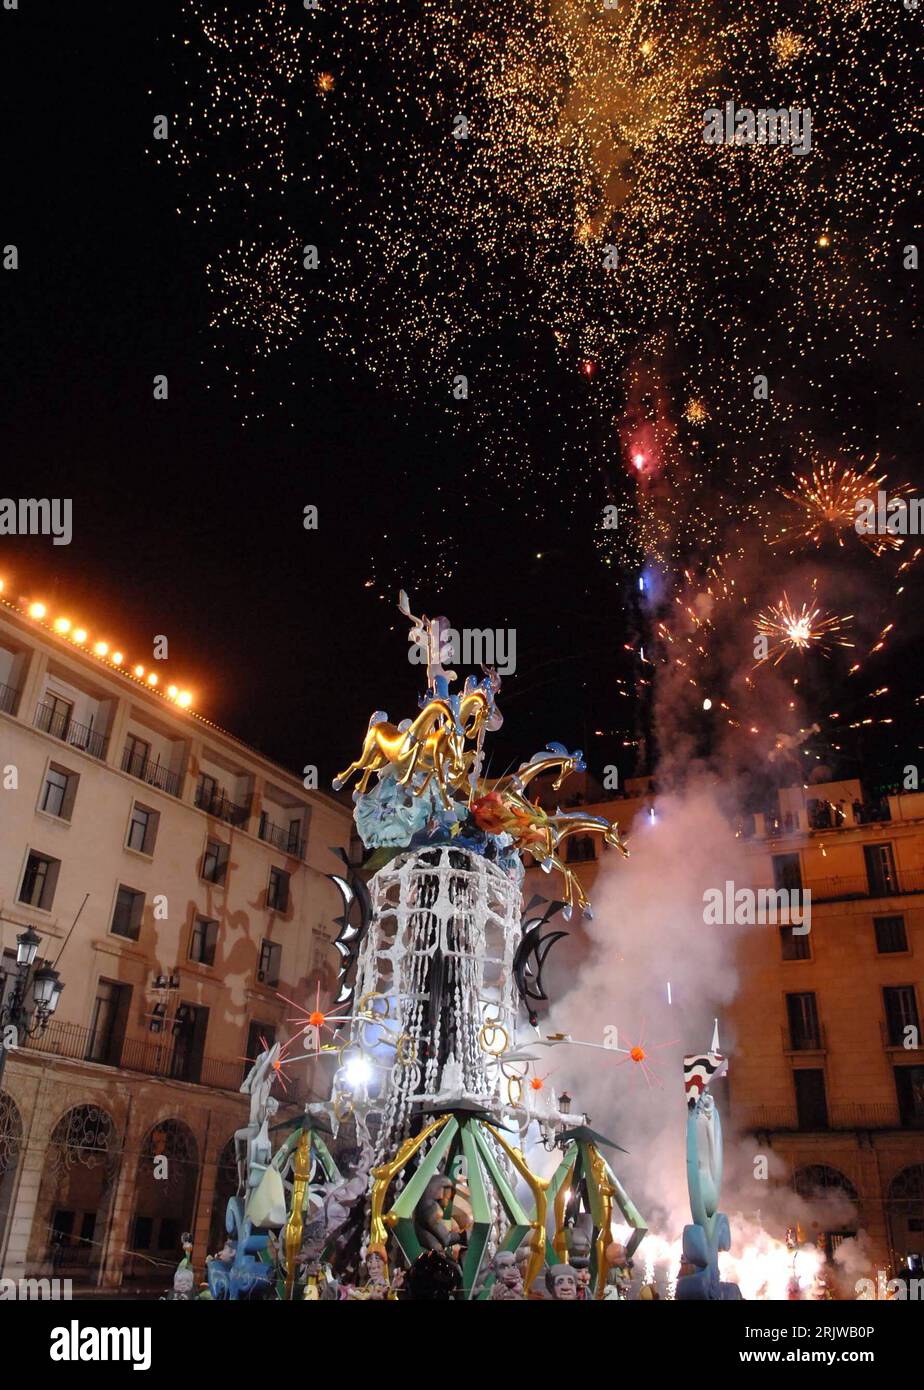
[771,29,807,66]
[754,591,854,667]
[777,459,911,554]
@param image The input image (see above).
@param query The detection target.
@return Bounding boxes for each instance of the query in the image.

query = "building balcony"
[257,815,306,859]
[21,1018,247,1094]
[33,700,108,760]
[741,1102,902,1132]
[121,743,182,798]
[195,777,250,828]
[0,681,20,716]
[807,870,924,902]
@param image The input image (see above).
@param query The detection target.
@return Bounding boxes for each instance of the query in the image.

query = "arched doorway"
[888,1165,924,1276]
[792,1164,858,1264]
[127,1119,199,1285]
[792,1163,858,1204]
[207,1136,238,1257]
[40,1104,119,1280]
[0,1092,23,1267]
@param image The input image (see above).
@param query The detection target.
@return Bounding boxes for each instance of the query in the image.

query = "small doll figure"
[490,1250,524,1301]
[413,1174,464,1254]
[545,1263,579,1301]
[362,1245,391,1300]
[163,1255,197,1301]
[603,1242,633,1300]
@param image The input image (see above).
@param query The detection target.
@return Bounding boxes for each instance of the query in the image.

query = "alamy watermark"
[50,1319,151,1370]
[855,1273,924,1300]
[703,102,812,156]
[855,491,924,537]
[703,881,811,933]
[409,625,517,677]
[0,1276,73,1300]
[0,497,72,546]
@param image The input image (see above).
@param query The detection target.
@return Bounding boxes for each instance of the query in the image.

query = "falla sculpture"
[183,597,731,1301]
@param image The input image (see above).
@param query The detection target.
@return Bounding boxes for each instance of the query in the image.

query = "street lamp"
[16,926,40,968]
[0,926,65,1088]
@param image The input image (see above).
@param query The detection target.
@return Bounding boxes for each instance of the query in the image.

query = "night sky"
[1,2,921,794]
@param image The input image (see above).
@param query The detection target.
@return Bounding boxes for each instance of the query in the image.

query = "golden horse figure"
[332,698,463,807]
[333,687,499,810]
[538,815,630,919]
[471,746,630,917]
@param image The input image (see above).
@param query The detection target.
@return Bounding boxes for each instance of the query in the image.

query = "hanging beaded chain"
[335,846,523,1175]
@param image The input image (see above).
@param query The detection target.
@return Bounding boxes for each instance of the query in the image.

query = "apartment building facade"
[0,595,352,1288]
[523,773,924,1275]
[732,779,924,1274]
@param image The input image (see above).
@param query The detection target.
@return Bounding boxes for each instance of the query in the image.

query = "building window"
[40,764,78,820]
[786,992,821,1050]
[566,836,596,863]
[189,916,218,967]
[794,1068,828,1130]
[170,1003,209,1084]
[111,885,145,941]
[894,1067,924,1128]
[874,915,908,954]
[18,851,61,911]
[201,839,229,885]
[267,867,290,912]
[780,925,810,961]
[244,1020,277,1081]
[44,693,73,738]
[884,986,920,1047]
[124,733,151,770]
[864,842,898,896]
[86,979,131,1067]
[258,939,282,988]
[288,818,302,853]
[131,1215,153,1251]
[196,772,219,812]
[126,803,159,856]
[773,853,802,892]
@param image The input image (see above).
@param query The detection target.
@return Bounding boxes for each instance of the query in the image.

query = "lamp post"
[0,926,65,1089]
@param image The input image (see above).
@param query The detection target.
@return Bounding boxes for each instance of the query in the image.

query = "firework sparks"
[165,0,921,575]
[777,459,910,554]
[755,591,854,667]
[206,237,306,356]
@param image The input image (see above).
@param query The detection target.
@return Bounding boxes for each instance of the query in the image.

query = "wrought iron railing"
[21,1018,245,1093]
[741,1102,903,1131]
[0,682,20,716]
[258,815,305,859]
[809,871,923,902]
[195,778,250,827]
[33,701,108,760]
[753,870,924,903]
[121,744,182,798]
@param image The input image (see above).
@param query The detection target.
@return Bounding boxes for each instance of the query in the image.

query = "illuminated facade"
[732,779,924,1275]
[524,774,924,1276]
[0,598,352,1289]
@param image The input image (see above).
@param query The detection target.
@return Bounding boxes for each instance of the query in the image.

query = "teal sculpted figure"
[676,1022,742,1301]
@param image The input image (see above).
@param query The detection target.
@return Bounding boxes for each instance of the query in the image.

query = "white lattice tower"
[334,846,522,1164]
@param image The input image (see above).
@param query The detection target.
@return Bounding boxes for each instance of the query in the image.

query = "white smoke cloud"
[539,782,750,1234]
